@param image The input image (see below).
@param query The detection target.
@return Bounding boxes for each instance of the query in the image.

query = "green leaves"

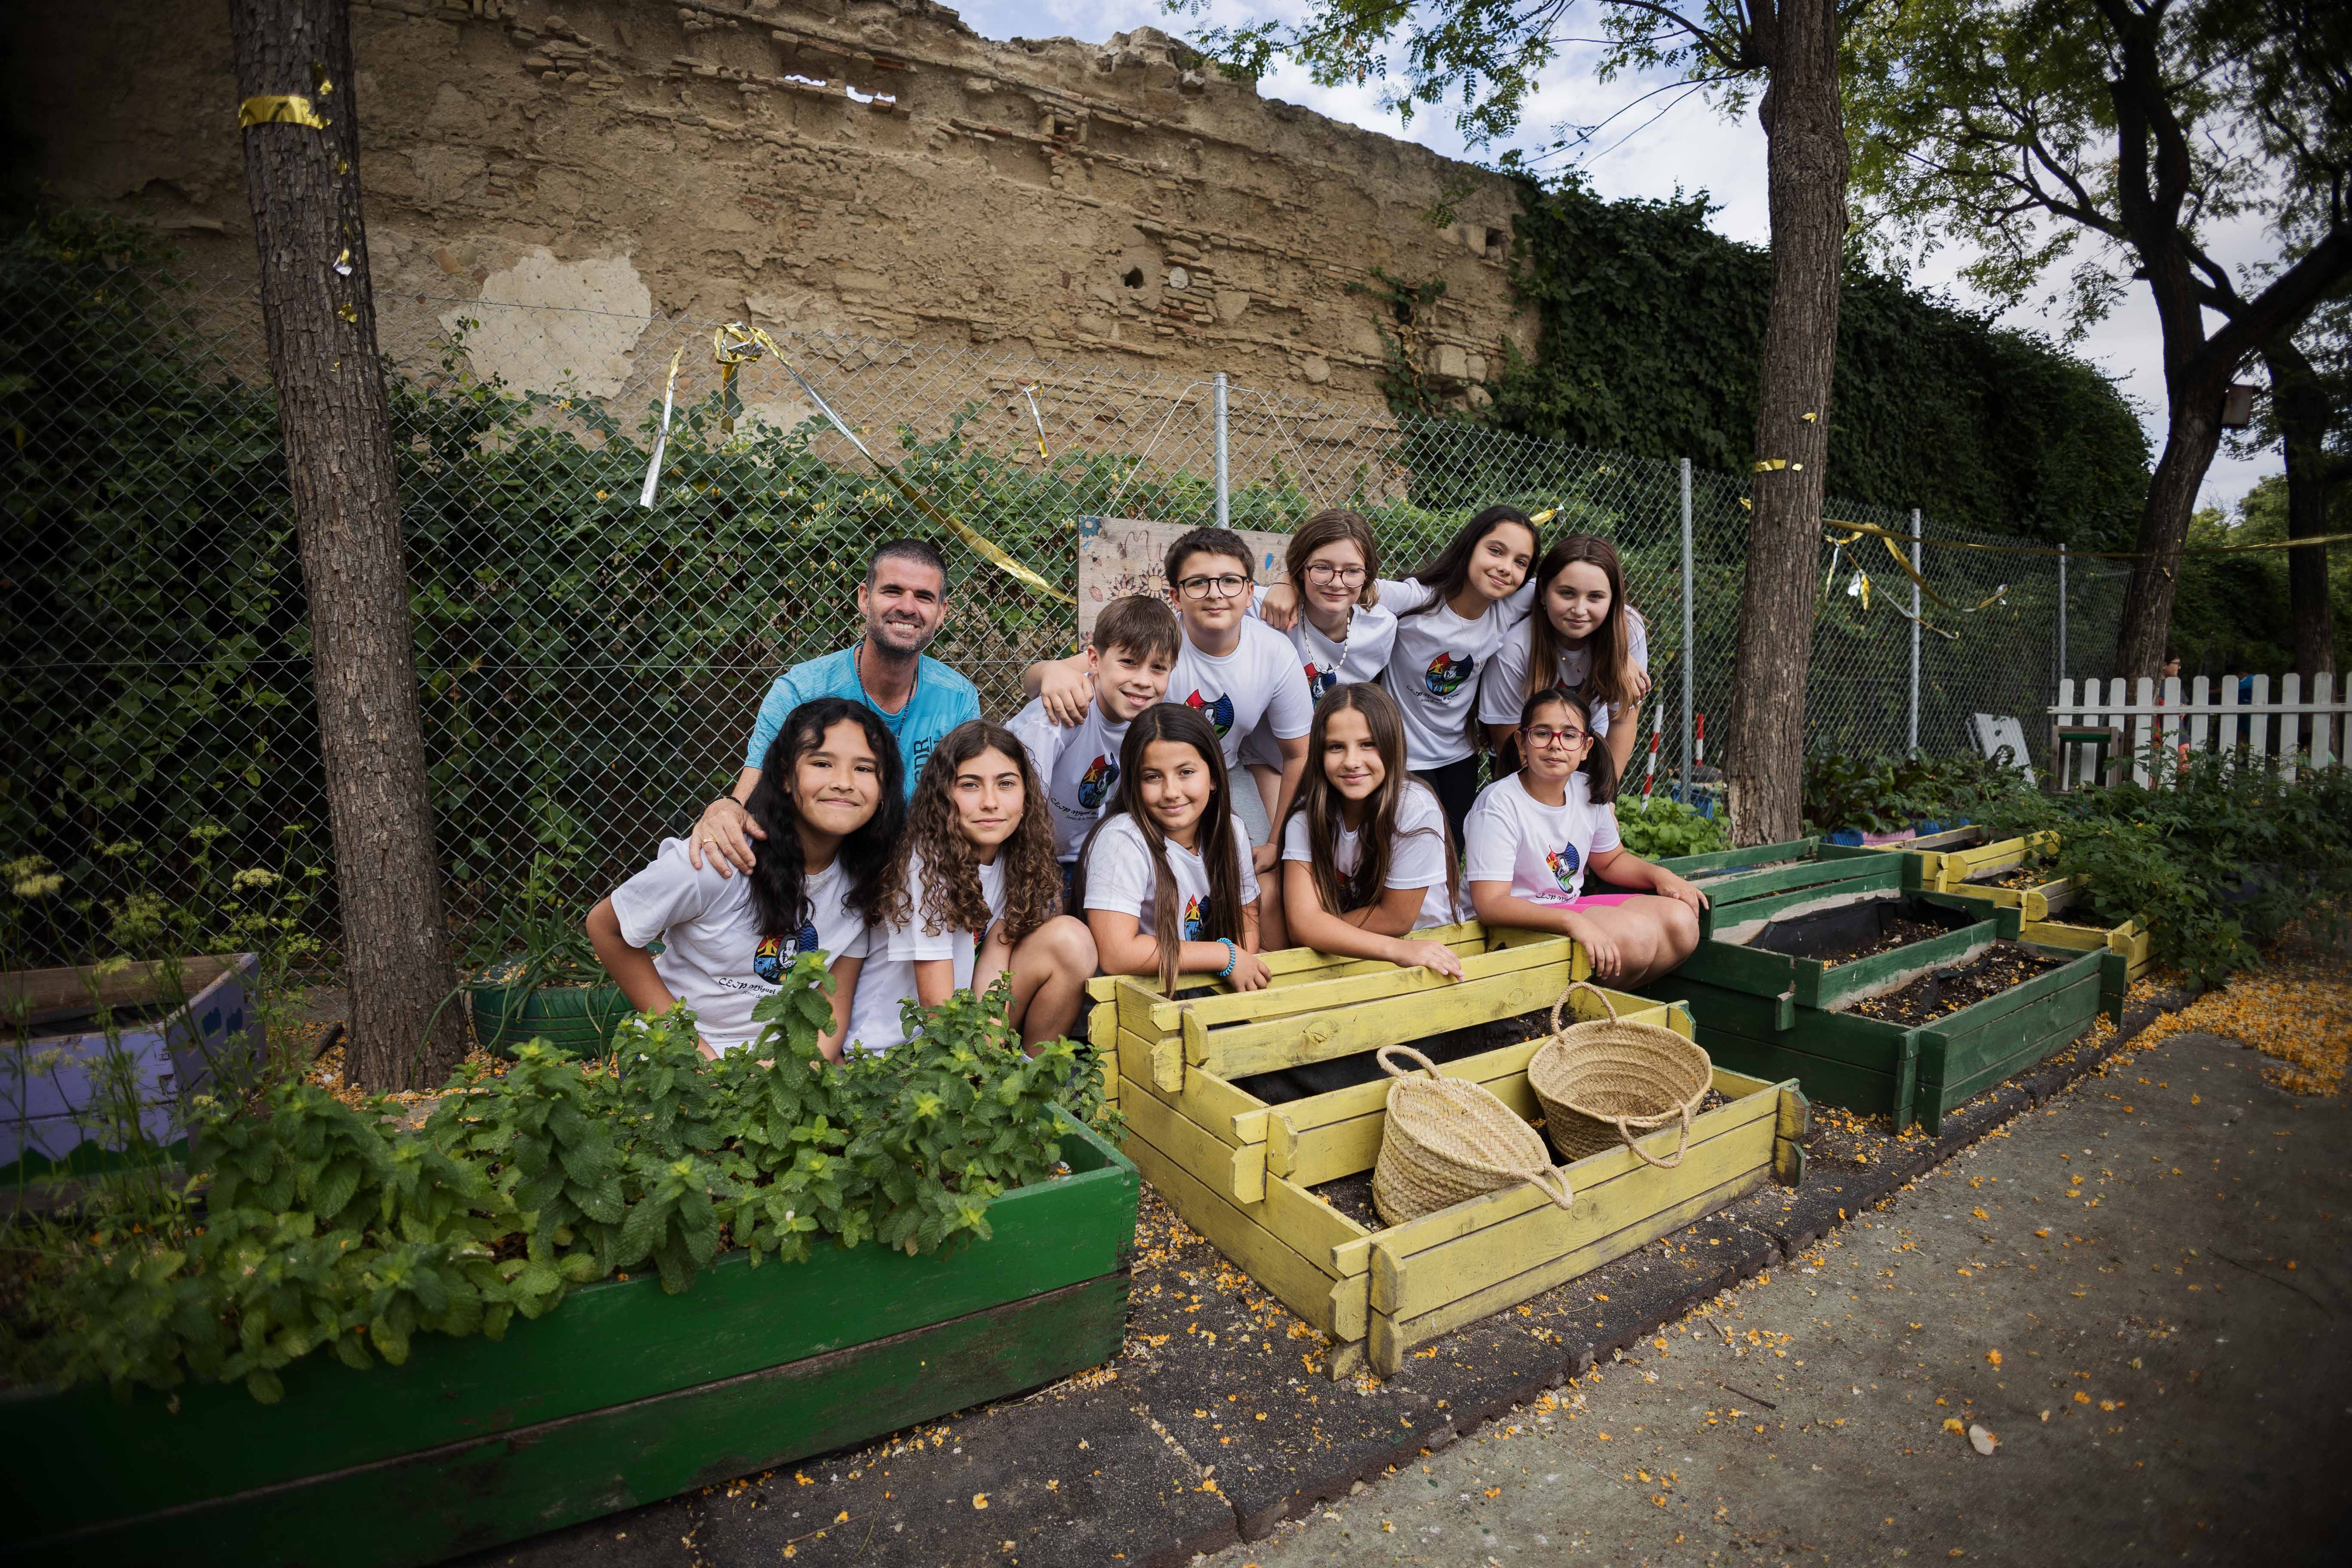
[9,957,1106,1401]
[1617,798,1731,859]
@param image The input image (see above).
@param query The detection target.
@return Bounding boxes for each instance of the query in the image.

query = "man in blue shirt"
[688,539,980,875]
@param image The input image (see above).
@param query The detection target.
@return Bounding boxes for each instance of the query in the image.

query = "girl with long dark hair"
[1482,534,1651,776]
[1462,687,1704,986]
[1278,683,1465,974]
[1074,702,1268,995]
[588,697,904,1060]
[851,720,1097,1055]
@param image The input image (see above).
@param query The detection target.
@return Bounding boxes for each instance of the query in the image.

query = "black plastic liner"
[1233,1008,1548,1106]
[1746,893,1978,961]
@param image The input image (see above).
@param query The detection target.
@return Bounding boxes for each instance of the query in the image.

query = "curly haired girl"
[849,720,1097,1055]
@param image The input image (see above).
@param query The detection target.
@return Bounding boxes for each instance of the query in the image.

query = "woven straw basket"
[1528,982,1713,1169]
[1370,1045,1574,1227]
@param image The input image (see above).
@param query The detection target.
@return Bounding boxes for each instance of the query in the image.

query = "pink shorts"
[1568,892,1643,910]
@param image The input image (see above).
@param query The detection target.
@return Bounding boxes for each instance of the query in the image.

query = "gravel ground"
[1210,1027,2352,1566]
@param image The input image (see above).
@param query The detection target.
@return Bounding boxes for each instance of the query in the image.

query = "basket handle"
[1378,1044,1443,1082]
[1616,1102,1694,1170]
[1522,1166,1576,1210]
[1549,978,1620,1038]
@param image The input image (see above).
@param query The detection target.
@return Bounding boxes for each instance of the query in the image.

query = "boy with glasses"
[1025,527,1313,946]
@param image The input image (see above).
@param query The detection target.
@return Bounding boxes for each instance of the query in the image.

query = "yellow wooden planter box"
[1085,926,1806,1378]
[2018,914,2154,984]
[1871,826,2062,895]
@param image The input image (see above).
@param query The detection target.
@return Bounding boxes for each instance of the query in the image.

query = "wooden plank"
[1119,1123,1366,1342]
[1262,1171,1374,1274]
[1803,919,2000,1010]
[1703,865,1907,935]
[1369,1086,1779,1287]
[1172,935,1576,1033]
[1118,1081,1266,1204]
[2281,673,2303,783]
[1918,953,2105,1084]
[1775,1083,1811,1142]
[1688,857,1895,904]
[1892,1032,1922,1132]
[1115,1028,1266,1143]
[2,953,242,1023]
[1641,974,1913,1068]
[8,1274,1129,1568]
[1192,958,1579,1081]
[1654,836,1822,877]
[1690,1023,1905,1123]
[1672,940,1799,1023]
[1367,1167,1767,1375]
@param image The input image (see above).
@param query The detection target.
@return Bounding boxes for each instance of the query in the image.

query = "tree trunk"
[2111,383,2226,681]
[2263,332,2339,679]
[1726,0,1849,847]
[232,0,465,1089]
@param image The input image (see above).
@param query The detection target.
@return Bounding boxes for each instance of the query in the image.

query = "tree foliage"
[1490,172,2152,541]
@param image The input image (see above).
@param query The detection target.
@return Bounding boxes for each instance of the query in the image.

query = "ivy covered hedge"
[1488,173,2153,545]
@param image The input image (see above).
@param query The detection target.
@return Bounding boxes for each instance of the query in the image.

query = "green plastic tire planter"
[466,966,634,1058]
[0,1109,1138,1568]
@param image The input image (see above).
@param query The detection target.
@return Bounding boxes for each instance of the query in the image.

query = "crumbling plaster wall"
[11,0,1530,407]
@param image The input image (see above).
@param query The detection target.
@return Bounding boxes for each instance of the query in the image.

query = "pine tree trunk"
[231,0,465,1089]
[1726,0,1849,847]
[2263,334,2339,680]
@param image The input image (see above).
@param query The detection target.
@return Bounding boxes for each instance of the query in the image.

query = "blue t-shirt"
[743,644,980,796]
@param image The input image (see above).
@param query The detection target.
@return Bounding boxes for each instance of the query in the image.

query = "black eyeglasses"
[1176,574,1252,600]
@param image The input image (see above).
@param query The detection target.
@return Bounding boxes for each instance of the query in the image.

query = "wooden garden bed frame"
[1085,925,1806,1378]
[0,1112,1137,1568]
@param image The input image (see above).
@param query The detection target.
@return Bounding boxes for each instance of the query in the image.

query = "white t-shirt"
[1005,696,1127,861]
[1082,811,1260,943]
[610,840,872,1054]
[846,851,1008,1055]
[1169,619,1314,772]
[1378,578,1522,770]
[1279,780,1458,929]
[1479,606,1651,739]
[1249,587,1400,700]
[1462,772,1623,906]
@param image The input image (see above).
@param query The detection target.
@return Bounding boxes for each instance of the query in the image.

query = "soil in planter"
[1747,894,1979,968]
[1845,942,2067,1026]
[1233,1008,1553,1106]
[1968,865,2052,891]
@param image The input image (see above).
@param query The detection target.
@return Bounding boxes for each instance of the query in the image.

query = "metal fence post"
[1908,507,1922,753]
[2057,542,2068,688]
[1680,457,1694,805]
[1213,371,1230,529]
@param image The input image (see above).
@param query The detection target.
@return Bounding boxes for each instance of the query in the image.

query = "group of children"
[588,508,1707,1062]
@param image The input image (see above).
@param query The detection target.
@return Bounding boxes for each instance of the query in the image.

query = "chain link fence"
[5,240,2118,967]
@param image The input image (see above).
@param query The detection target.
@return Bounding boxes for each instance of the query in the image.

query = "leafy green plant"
[1802,749,2030,834]
[2,957,1109,1403]
[1616,797,1730,859]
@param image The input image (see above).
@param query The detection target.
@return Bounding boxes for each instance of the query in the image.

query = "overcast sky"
[952,0,2282,521]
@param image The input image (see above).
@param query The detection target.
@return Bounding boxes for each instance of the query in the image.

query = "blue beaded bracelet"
[1216,938,1238,979]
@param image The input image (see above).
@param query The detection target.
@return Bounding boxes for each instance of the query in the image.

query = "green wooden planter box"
[1641,841,2123,1132]
[1640,942,2123,1135]
[0,1111,1137,1568]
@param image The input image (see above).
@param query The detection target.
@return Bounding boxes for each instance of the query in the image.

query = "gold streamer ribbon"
[709,322,1070,603]
[1826,514,2352,562]
[1020,384,1050,461]
[1829,524,2009,616]
[238,95,327,129]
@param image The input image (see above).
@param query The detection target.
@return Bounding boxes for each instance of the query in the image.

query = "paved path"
[1212,1030,2352,1566]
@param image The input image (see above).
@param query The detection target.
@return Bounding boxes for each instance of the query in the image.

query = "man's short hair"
[1163,526,1255,585]
[866,537,950,590]
[1090,595,1181,663]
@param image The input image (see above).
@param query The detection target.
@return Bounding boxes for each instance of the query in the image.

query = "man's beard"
[868,615,934,657]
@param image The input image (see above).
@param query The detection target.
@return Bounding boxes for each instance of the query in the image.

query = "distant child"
[1267,505,1540,849]
[588,697,903,1060]
[1027,527,1313,945]
[1482,534,1651,776]
[1462,687,1705,986]
[849,721,1098,1056]
[1004,595,1181,877]
[1237,508,1399,864]
[1279,683,1465,975]
[1075,702,1268,994]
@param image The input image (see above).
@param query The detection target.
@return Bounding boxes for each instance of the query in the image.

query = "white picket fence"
[2050,674,2349,787]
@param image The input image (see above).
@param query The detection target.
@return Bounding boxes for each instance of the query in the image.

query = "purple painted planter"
[2,953,261,1179]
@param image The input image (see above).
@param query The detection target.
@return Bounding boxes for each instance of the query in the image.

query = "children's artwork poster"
[1074,516,1290,642]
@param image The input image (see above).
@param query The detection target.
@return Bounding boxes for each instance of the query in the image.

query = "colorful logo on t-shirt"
[1184,689,1236,736]
[1304,662,1337,699]
[752,920,823,982]
[1077,754,1118,809]
[1424,651,1474,696]
[1546,845,1581,891]
[1181,894,1208,941]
